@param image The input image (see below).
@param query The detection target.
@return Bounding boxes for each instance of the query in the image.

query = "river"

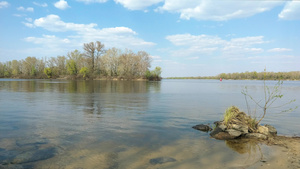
[0,79,299,168]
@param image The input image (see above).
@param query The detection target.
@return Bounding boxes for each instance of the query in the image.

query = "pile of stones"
[192,111,277,140]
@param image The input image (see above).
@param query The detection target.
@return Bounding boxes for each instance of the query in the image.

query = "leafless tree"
[83,41,105,74]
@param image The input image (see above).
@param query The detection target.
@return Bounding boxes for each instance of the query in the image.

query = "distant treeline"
[0,41,162,80]
[167,71,300,80]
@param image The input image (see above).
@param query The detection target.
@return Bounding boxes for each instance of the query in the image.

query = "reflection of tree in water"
[225,139,265,167]
[72,80,162,119]
[147,81,161,93]
[82,81,102,117]
[4,79,162,120]
[22,80,37,92]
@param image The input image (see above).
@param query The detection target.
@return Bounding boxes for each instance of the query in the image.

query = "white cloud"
[25,18,33,22]
[24,14,155,53]
[157,0,283,21]
[25,35,71,45]
[166,34,224,56]
[114,0,163,10]
[17,6,25,11]
[33,14,97,32]
[150,55,161,59]
[17,6,34,12]
[13,14,26,17]
[23,18,34,28]
[33,2,48,7]
[77,0,108,4]
[166,34,225,47]
[268,48,292,52]
[0,1,9,8]
[23,22,35,28]
[166,34,267,58]
[23,35,76,57]
[278,1,300,20]
[54,0,70,10]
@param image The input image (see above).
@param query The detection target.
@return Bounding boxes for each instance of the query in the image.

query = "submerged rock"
[11,147,57,164]
[192,124,212,132]
[149,157,176,165]
[16,138,48,147]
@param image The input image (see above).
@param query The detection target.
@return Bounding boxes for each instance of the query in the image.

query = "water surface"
[0,79,299,168]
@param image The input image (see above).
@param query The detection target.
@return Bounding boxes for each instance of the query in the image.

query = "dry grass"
[223,106,240,125]
[223,106,257,132]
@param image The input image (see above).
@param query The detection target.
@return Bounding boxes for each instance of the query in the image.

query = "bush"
[145,66,162,81]
[44,68,53,78]
[67,60,77,75]
[79,67,89,78]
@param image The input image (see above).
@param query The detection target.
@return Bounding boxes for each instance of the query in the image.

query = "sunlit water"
[0,79,299,168]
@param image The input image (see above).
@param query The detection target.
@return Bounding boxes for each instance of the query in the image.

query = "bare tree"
[100,47,121,77]
[242,69,297,126]
[83,41,105,74]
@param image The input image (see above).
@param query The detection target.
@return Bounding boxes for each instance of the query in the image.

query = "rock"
[16,138,48,147]
[245,133,268,140]
[11,147,57,164]
[192,124,212,132]
[0,164,27,169]
[149,157,176,165]
[264,124,277,136]
[257,126,269,136]
[0,148,18,165]
[214,121,222,126]
[227,129,242,137]
[218,124,227,131]
[210,127,236,140]
[232,124,248,134]
[211,131,236,140]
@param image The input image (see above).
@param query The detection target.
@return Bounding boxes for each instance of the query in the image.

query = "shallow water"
[0,79,299,168]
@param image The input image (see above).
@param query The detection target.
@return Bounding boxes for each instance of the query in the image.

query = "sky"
[0,0,299,77]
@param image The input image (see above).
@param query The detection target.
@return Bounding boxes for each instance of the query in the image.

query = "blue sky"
[0,0,299,77]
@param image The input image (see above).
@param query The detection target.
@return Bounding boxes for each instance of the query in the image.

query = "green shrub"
[145,66,162,81]
[67,60,77,75]
[44,68,53,78]
[79,67,89,78]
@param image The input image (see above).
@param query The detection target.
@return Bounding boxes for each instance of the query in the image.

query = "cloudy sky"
[0,0,299,77]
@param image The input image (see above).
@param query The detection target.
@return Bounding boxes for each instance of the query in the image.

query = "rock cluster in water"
[193,111,277,140]
[209,122,277,140]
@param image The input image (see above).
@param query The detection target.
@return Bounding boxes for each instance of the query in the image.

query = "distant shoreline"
[165,71,300,81]
[164,78,300,81]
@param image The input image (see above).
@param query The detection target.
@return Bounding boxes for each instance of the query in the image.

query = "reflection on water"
[1,79,161,93]
[0,79,299,168]
[226,139,265,167]
[226,139,261,155]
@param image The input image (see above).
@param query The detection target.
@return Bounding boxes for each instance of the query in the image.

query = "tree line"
[167,71,300,80]
[217,71,300,80]
[0,41,162,80]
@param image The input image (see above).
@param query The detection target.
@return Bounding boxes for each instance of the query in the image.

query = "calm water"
[0,79,299,168]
